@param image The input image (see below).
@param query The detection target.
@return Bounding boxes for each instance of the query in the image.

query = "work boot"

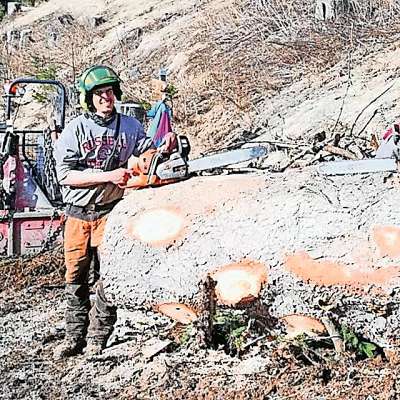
[53,337,86,360]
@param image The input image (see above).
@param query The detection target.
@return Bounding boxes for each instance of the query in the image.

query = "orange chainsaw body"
[125,148,186,189]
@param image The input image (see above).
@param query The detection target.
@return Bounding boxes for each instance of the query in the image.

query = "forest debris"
[0,245,64,292]
[156,303,197,324]
[258,150,292,172]
[370,134,380,150]
[347,144,364,159]
[323,144,358,160]
[142,338,173,359]
[321,317,345,355]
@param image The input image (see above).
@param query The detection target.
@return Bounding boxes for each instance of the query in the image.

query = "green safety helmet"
[78,65,122,111]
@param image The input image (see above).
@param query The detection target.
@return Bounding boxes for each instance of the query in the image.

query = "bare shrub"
[168,0,400,149]
[246,0,314,38]
[0,16,109,88]
[172,0,341,141]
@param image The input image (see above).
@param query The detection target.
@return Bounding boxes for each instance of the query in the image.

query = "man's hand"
[160,132,177,154]
[107,168,132,187]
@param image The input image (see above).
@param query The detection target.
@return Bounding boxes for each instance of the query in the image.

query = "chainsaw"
[318,131,400,176]
[318,158,398,176]
[126,135,268,189]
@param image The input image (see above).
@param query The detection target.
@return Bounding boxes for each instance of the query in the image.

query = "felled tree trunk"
[101,169,400,349]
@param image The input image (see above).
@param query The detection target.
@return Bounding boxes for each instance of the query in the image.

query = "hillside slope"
[3,0,400,155]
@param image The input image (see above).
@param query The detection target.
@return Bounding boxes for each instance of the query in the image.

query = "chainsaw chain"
[42,128,62,203]
[39,209,65,254]
[39,127,65,252]
[0,152,9,211]
[39,127,65,253]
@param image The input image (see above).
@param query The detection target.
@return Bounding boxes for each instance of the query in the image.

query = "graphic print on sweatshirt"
[80,130,128,169]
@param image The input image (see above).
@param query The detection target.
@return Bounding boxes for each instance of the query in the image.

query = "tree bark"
[101,169,400,349]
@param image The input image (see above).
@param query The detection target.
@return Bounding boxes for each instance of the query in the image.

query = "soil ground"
[1,248,399,400]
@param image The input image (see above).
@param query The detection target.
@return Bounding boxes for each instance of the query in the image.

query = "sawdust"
[124,174,266,216]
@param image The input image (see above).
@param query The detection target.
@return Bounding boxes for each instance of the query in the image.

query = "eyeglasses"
[93,87,114,97]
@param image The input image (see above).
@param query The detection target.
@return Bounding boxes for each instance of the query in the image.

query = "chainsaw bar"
[318,158,398,176]
[185,146,268,175]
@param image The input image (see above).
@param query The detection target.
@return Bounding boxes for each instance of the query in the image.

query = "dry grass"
[2,0,400,150]
[167,0,400,149]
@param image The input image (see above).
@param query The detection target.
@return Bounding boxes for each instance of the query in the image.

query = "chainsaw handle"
[124,149,160,189]
[124,136,191,189]
[130,149,158,175]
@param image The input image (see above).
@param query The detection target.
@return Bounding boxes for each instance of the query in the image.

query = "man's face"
[92,85,115,115]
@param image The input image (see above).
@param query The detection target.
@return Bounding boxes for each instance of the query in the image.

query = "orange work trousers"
[64,215,108,284]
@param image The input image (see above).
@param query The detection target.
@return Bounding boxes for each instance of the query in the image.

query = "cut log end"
[156,303,197,325]
[211,260,268,306]
[285,250,400,289]
[126,207,186,246]
[282,314,326,338]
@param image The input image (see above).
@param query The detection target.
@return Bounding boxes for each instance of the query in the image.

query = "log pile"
[101,168,400,351]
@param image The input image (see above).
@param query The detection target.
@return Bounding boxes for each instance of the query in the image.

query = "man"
[53,65,176,358]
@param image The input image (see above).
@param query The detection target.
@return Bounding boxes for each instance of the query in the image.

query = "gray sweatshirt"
[54,113,152,207]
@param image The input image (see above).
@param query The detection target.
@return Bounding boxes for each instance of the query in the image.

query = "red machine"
[0,78,66,256]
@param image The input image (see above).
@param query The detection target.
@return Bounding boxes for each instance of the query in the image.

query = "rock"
[7,2,21,16]
[231,355,267,375]
[91,16,106,27]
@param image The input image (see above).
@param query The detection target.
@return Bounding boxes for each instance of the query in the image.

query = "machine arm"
[6,78,67,130]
